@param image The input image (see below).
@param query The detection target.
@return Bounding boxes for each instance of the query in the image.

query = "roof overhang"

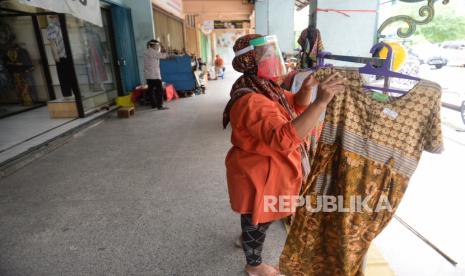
[295,0,311,11]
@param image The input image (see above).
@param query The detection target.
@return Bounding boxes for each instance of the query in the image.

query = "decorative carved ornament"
[378,0,449,39]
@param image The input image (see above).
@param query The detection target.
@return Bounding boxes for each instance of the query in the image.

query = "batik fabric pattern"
[280,67,443,276]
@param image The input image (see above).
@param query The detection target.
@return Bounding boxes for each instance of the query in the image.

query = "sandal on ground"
[245,264,283,276]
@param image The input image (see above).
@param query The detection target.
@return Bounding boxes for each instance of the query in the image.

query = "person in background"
[214,54,225,80]
[191,55,199,72]
[196,57,205,71]
[144,39,169,110]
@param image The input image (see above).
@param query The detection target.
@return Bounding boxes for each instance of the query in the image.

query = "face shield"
[236,35,286,83]
[153,43,161,52]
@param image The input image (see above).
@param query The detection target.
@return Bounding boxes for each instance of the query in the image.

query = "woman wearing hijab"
[224,34,345,276]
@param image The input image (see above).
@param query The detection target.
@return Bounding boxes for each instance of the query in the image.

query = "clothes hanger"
[315,43,420,94]
[359,42,420,94]
[316,51,385,68]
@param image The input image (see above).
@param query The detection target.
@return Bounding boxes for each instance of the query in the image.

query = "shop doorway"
[110,5,139,94]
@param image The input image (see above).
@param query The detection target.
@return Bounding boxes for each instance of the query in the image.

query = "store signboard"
[214,20,251,30]
[201,20,214,35]
[20,0,103,27]
[152,0,183,18]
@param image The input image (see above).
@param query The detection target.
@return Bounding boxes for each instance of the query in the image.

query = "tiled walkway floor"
[0,70,287,276]
[0,107,71,153]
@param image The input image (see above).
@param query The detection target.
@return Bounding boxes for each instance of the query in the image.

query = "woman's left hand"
[295,75,319,107]
[298,75,319,94]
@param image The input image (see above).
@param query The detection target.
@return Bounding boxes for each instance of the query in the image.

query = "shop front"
[0,0,139,119]
[213,21,252,65]
[199,32,211,64]
[184,14,199,56]
[0,0,140,166]
[0,4,50,118]
[152,0,185,52]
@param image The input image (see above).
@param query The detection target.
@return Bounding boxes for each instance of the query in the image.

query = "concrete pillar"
[316,0,380,61]
[211,32,217,66]
[255,0,295,53]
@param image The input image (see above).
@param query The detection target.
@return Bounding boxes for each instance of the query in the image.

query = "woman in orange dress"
[214,54,225,79]
[223,34,345,276]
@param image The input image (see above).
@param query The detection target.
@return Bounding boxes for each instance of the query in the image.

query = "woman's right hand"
[314,72,346,106]
[292,72,347,139]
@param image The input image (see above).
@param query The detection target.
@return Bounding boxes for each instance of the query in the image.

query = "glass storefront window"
[66,9,118,113]
[0,16,49,118]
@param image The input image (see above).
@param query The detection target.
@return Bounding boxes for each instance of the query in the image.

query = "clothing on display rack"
[47,20,74,98]
[298,27,324,69]
[86,28,108,90]
[280,67,443,276]
[47,21,67,60]
[4,46,36,105]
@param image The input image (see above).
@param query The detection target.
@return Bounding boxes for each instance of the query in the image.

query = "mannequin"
[47,15,74,99]
[4,44,36,106]
[0,22,14,97]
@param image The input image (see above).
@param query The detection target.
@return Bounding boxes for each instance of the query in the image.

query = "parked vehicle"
[427,56,448,69]
[438,41,465,67]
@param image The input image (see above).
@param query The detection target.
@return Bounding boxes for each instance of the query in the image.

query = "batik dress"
[280,68,443,276]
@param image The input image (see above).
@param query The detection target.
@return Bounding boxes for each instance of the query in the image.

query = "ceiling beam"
[183,0,253,15]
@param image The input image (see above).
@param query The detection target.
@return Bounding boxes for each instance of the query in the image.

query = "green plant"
[417,14,465,42]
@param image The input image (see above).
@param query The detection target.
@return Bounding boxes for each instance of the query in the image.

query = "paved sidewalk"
[0,70,287,276]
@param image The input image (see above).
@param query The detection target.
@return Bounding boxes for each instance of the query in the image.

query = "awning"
[19,0,102,26]
[295,0,311,11]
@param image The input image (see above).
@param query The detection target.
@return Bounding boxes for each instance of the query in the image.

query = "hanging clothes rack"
[316,51,385,67]
[299,0,457,269]
[317,42,421,94]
